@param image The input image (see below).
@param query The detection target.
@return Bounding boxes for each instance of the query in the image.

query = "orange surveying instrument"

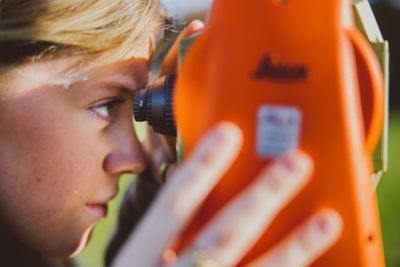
[174,0,385,266]
[134,0,386,265]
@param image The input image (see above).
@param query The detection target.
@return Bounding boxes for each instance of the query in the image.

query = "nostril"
[103,151,147,176]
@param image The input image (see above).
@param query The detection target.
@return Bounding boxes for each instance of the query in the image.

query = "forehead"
[78,58,150,91]
[5,40,152,97]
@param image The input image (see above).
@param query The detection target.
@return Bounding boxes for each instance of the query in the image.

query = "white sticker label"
[256,105,302,158]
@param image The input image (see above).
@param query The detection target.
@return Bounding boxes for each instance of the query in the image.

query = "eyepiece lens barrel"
[133,75,176,137]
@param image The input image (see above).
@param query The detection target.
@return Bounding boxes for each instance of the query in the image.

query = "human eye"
[89,97,126,122]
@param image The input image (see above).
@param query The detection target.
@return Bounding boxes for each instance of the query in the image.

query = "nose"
[103,123,147,176]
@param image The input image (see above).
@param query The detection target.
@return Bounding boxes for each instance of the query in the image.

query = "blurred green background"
[76,111,400,267]
[377,110,400,267]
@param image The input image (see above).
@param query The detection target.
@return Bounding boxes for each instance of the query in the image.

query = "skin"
[0,20,342,265]
[0,53,150,257]
[111,125,343,267]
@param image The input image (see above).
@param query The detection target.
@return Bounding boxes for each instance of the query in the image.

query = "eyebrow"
[96,82,137,98]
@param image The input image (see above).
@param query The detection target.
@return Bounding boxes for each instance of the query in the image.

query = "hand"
[159,19,205,76]
[111,122,342,267]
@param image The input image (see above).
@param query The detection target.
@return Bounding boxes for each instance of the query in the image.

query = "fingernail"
[315,211,342,236]
[211,123,241,143]
[191,19,205,30]
[316,215,331,234]
[280,155,299,173]
[197,123,242,164]
[211,127,227,142]
[279,151,312,175]
[278,152,302,172]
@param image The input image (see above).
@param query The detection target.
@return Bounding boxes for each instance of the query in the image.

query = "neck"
[0,220,46,267]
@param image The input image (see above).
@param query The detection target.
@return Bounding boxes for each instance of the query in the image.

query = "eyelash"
[89,97,127,122]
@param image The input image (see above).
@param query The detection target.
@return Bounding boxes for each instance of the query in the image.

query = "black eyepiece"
[133,75,176,137]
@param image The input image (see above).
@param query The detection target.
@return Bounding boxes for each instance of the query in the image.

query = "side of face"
[0,55,149,257]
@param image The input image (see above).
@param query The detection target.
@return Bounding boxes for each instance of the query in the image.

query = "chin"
[68,224,96,257]
[41,223,96,259]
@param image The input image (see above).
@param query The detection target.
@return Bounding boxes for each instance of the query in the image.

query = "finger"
[111,122,242,267]
[160,19,205,76]
[249,210,343,267]
[164,163,178,183]
[170,151,313,267]
[143,125,176,168]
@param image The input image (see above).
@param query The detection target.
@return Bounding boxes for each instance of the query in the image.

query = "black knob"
[133,89,149,122]
[133,75,177,137]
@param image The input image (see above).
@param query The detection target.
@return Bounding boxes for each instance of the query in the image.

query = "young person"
[0,1,342,266]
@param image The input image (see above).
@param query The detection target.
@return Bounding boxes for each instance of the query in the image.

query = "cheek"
[0,111,98,214]
[0,89,107,256]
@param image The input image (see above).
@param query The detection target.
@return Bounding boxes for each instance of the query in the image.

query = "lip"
[86,191,117,218]
[86,203,108,218]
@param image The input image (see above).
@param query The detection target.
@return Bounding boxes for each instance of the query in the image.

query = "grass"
[377,110,400,267]
[77,111,400,267]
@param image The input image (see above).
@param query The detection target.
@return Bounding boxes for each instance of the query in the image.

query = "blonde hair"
[0,0,167,83]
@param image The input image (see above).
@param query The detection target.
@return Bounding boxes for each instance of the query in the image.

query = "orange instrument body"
[174,0,385,266]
